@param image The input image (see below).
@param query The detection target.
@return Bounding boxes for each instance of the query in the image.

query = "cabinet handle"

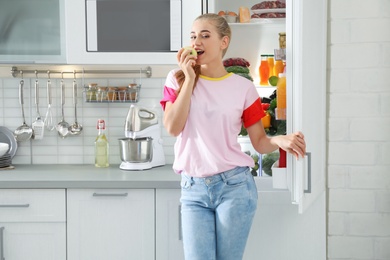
[92,192,128,197]
[178,205,182,241]
[0,227,4,260]
[304,152,312,194]
[0,204,30,208]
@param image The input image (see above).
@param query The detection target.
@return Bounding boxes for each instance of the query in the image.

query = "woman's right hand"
[177,47,197,79]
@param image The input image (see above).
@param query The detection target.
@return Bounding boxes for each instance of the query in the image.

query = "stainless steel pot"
[119,137,153,163]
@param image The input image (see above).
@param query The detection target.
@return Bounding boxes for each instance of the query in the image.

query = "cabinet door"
[0,189,66,222]
[67,189,155,260]
[286,0,327,213]
[243,191,326,260]
[0,0,66,64]
[155,189,184,260]
[65,0,203,64]
[0,223,66,260]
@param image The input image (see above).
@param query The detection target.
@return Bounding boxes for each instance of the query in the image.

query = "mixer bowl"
[119,137,153,163]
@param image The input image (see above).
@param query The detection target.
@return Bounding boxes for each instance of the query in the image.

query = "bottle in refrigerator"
[274,59,284,77]
[276,73,286,120]
[267,55,275,77]
[95,119,109,167]
[259,54,269,85]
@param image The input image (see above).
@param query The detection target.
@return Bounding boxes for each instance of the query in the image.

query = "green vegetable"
[239,125,248,136]
[225,66,250,74]
[261,152,279,176]
[236,72,253,81]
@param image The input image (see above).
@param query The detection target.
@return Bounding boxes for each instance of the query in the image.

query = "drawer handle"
[0,204,30,208]
[0,227,4,260]
[92,193,128,197]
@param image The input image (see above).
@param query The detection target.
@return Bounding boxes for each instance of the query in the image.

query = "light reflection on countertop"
[0,164,284,192]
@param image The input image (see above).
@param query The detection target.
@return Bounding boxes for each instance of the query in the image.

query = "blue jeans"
[180,166,258,260]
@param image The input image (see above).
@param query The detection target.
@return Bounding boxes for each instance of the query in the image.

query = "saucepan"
[118,137,153,163]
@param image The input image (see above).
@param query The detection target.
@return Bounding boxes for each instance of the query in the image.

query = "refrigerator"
[208,0,327,259]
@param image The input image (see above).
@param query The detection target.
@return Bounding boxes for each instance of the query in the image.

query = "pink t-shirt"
[160,69,265,177]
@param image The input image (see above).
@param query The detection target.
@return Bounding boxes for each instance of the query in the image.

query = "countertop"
[0,164,275,191]
[0,164,181,189]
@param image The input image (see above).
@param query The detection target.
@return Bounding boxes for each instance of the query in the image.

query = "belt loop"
[220,172,227,183]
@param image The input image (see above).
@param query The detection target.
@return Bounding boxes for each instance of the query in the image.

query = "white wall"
[0,66,177,166]
[327,0,390,259]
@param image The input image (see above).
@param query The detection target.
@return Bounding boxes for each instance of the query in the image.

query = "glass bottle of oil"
[95,119,109,167]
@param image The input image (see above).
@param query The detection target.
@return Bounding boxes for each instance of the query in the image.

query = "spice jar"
[117,86,127,101]
[107,87,117,101]
[96,87,108,102]
[128,84,138,101]
[87,83,97,101]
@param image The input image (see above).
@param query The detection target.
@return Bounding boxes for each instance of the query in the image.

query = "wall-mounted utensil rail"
[10,66,152,78]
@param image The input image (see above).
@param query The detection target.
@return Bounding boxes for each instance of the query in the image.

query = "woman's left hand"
[279,131,306,159]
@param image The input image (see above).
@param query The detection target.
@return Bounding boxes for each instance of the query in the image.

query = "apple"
[183,46,197,57]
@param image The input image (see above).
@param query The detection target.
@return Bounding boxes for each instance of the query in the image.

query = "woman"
[160,13,306,260]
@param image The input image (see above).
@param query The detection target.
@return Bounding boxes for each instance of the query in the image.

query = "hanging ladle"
[69,72,83,135]
[56,73,70,138]
[44,71,55,131]
[14,71,33,142]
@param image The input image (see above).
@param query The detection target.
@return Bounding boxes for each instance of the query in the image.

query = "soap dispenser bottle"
[95,119,109,167]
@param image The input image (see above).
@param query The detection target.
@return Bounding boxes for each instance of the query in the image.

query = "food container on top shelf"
[218,10,238,23]
[84,83,141,103]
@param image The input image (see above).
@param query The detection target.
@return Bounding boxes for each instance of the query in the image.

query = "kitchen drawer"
[0,189,66,222]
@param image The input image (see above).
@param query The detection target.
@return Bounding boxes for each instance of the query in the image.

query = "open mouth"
[196,50,204,56]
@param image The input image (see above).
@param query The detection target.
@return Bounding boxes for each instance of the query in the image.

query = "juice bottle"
[274,59,284,78]
[95,119,109,167]
[259,55,269,85]
[276,73,286,120]
[267,55,275,77]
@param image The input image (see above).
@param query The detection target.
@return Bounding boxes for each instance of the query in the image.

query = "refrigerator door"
[286,0,327,214]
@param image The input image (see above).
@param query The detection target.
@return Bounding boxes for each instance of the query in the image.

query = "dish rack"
[83,84,141,103]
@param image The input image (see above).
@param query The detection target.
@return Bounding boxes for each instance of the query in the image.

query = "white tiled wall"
[0,73,176,165]
[328,0,390,259]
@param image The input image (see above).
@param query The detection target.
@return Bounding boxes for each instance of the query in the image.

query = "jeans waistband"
[183,166,249,184]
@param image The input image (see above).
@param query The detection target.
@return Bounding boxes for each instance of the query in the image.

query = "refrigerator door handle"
[304,152,311,193]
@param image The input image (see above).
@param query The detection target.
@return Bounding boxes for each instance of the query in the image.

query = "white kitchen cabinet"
[0,0,66,64]
[67,189,155,260]
[155,189,184,260]
[65,0,204,65]
[0,189,66,260]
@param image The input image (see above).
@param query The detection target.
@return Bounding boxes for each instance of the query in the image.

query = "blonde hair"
[175,13,231,94]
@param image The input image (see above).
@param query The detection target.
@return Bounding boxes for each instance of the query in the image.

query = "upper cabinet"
[65,0,204,65]
[0,0,204,65]
[0,0,66,64]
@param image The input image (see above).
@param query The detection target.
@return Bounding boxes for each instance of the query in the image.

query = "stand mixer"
[119,104,165,170]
